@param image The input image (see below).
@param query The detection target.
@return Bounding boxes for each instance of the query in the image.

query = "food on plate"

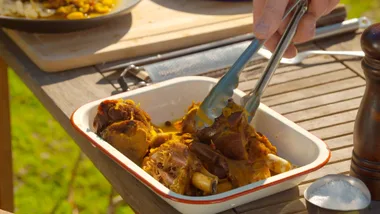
[93,98,294,196]
[0,0,118,20]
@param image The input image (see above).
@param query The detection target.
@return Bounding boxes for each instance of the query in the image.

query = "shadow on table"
[150,0,252,15]
[315,30,359,50]
[280,198,307,213]
[235,186,305,213]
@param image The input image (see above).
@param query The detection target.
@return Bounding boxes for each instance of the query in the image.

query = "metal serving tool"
[194,0,309,128]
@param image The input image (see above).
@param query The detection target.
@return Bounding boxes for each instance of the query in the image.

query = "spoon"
[258,48,365,65]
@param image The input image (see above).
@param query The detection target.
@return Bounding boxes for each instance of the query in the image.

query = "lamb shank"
[93,98,293,196]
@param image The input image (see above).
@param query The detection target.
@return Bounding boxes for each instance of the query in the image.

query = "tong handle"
[194,0,309,129]
[244,0,309,120]
[217,0,307,84]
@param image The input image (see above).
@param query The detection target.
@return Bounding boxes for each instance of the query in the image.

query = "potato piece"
[265,154,292,174]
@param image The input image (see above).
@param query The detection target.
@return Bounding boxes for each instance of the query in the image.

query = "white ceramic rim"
[70,76,331,204]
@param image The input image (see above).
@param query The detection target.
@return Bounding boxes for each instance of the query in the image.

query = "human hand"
[252,0,340,58]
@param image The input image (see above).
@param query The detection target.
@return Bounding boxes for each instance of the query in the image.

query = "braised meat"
[189,142,271,190]
[142,134,219,195]
[93,99,152,135]
[100,120,151,165]
[93,98,293,196]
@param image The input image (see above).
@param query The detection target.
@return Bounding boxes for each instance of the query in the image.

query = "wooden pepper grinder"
[350,23,380,200]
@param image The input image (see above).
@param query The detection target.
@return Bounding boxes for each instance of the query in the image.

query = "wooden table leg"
[0,57,14,212]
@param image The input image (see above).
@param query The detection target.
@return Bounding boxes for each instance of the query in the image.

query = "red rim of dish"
[70,106,331,205]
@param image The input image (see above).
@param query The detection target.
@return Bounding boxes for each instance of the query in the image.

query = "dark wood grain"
[0,58,13,212]
[350,23,380,200]
[361,23,380,60]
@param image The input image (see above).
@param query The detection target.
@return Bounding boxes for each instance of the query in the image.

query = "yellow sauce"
[156,121,179,133]
[20,0,120,20]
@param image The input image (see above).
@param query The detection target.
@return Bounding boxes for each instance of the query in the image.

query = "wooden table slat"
[298,109,357,131]
[328,146,353,163]
[262,76,364,106]
[260,69,357,97]
[238,62,346,91]
[311,121,355,140]
[325,134,354,150]
[241,198,308,214]
[303,160,351,183]
[284,98,361,123]
[316,31,364,78]
[241,50,335,78]
[271,86,365,114]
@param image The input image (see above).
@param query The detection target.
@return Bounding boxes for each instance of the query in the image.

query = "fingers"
[291,0,327,43]
[253,0,340,58]
[292,13,317,43]
[253,0,289,39]
[323,0,341,16]
[253,0,265,23]
[264,31,298,58]
[292,0,340,43]
[309,0,330,18]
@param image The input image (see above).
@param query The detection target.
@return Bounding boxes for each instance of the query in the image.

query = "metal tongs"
[194,0,309,129]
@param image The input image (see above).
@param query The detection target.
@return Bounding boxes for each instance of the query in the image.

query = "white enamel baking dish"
[71,76,331,214]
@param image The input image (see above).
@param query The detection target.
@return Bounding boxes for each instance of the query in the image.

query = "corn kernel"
[94,3,110,13]
[88,13,102,18]
[102,0,114,7]
[82,4,90,13]
[67,12,85,20]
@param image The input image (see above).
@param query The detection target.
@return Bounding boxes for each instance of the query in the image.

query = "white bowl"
[71,76,331,214]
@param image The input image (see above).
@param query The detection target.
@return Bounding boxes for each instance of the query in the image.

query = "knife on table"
[115,17,371,91]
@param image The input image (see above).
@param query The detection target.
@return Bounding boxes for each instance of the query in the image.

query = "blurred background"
[7,0,380,213]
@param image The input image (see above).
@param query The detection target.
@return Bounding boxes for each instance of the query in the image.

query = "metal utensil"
[195,0,309,128]
[258,48,365,65]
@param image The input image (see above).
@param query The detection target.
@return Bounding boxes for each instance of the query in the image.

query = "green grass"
[9,68,134,214]
[8,1,380,213]
[341,0,380,21]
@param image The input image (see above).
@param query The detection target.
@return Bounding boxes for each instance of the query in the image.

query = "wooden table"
[1,27,380,213]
